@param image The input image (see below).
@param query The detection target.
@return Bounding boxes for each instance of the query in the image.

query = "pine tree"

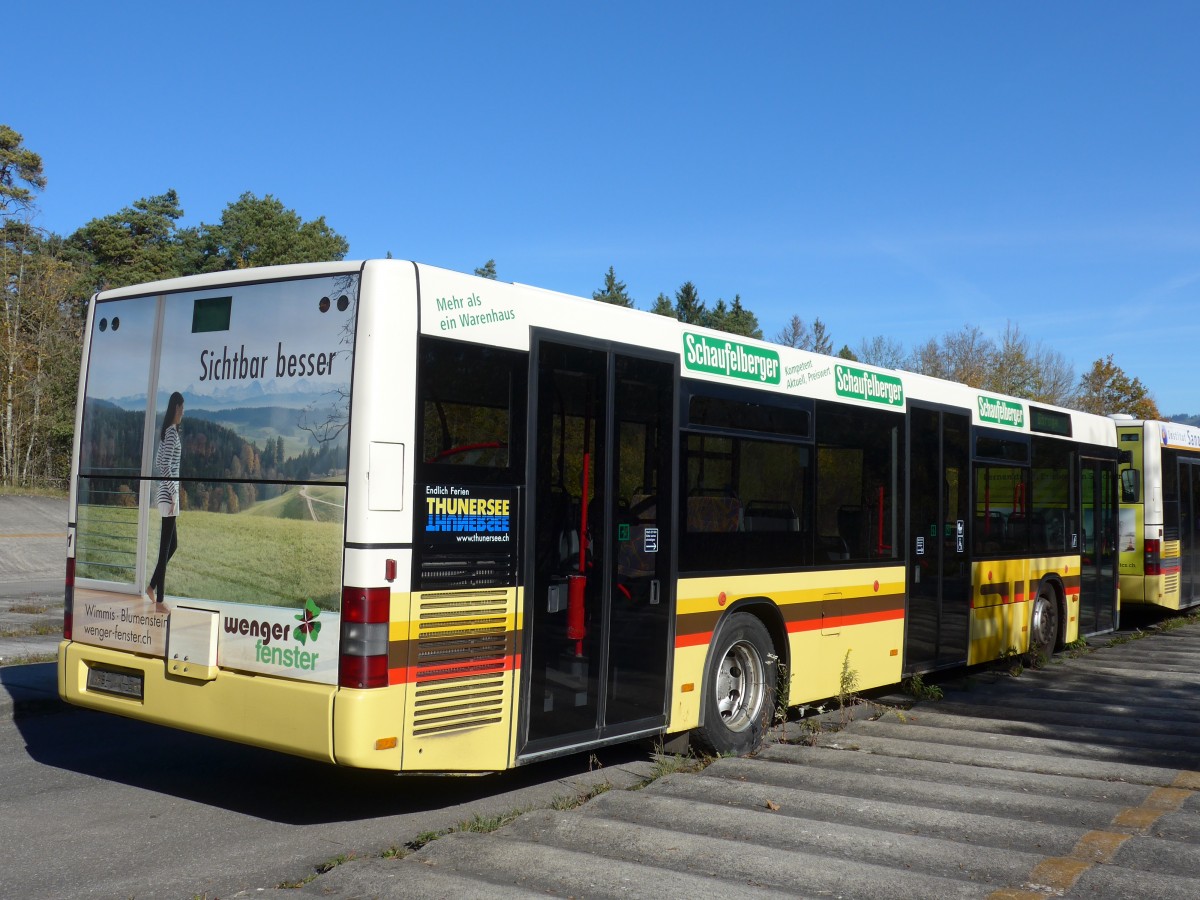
[592,266,633,307]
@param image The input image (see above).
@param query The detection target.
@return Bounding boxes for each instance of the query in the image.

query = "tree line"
[0,123,1163,488]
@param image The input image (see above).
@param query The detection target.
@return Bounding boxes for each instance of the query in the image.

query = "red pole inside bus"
[566,435,590,657]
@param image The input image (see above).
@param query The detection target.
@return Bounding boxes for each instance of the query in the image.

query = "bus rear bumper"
[58,640,337,764]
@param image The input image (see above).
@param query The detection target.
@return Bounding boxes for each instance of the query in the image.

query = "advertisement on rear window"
[73,273,357,684]
[422,484,517,547]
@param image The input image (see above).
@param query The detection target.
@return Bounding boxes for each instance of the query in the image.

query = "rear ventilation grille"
[410,589,515,736]
[419,554,516,590]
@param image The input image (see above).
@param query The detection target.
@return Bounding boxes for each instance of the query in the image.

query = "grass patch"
[0,484,67,499]
[0,621,61,637]
[0,651,58,667]
[550,782,612,810]
[390,808,530,857]
[1105,630,1147,647]
[458,809,527,834]
[76,501,343,609]
[1063,637,1091,658]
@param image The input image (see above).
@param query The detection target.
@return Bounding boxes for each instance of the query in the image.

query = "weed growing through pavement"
[902,673,944,702]
[837,650,860,725]
[550,782,612,810]
[1105,630,1146,647]
[768,652,789,740]
[1063,637,1091,658]
[998,647,1025,677]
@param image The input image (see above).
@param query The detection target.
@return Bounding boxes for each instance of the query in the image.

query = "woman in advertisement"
[147,391,184,611]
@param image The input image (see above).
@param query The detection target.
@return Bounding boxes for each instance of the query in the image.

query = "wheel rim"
[714,639,766,732]
[1030,594,1054,651]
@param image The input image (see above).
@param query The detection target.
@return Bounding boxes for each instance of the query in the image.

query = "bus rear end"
[60,263,371,764]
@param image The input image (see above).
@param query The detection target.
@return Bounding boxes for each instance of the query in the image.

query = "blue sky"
[12,1,1200,413]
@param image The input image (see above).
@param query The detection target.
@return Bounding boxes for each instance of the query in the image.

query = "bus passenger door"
[1181,460,1200,606]
[521,337,675,758]
[1078,456,1118,634]
[905,405,971,672]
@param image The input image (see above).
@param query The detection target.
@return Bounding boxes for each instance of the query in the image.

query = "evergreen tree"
[0,125,46,215]
[474,259,497,279]
[178,192,349,273]
[592,266,633,307]
[649,292,675,317]
[67,190,187,291]
[725,295,762,339]
[673,281,705,325]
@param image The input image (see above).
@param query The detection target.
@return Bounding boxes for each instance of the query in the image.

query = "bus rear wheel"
[1028,586,1059,665]
[693,613,774,756]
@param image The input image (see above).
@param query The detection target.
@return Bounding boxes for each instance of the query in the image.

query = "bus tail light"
[1145,539,1161,577]
[339,586,391,689]
[64,557,75,640]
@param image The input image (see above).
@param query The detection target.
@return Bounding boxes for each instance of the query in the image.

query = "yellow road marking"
[990,772,1200,898]
[1071,830,1130,863]
[1028,857,1091,891]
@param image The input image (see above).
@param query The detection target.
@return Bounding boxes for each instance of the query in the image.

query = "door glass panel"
[905,407,970,671]
[527,344,606,743]
[1079,459,1119,634]
[940,414,971,663]
[1185,465,1195,607]
[606,355,672,724]
[525,343,674,752]
[906,408,940,669]
[1079,465,1100,634]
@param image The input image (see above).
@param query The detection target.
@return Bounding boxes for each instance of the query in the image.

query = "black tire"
[692,612,775,756]
[1028,585,1060,664]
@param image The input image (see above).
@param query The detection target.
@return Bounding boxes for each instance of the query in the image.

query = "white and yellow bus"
[60,260,1120,771]
[1115,416,1200,610]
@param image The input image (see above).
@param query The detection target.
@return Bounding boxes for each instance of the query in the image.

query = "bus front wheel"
[693,612,774,756]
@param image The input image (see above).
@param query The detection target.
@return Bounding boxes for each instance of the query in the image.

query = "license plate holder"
[86,666,144,700]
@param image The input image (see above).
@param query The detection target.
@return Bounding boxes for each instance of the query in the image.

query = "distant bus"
[1114,416,1200,610]
[60,260,1120,771]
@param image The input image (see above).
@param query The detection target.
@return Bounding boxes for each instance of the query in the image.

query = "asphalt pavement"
[0,493,66,667]
[0,494,66,719]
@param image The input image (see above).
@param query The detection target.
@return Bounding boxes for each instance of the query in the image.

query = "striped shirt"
[155,425,182,510]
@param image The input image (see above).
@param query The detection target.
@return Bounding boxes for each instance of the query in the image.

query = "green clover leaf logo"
[294,598,322,646]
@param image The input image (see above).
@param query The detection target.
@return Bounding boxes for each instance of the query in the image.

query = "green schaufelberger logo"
[683,333,780,384]
[834,364,904,406]
[978,396,1025,428]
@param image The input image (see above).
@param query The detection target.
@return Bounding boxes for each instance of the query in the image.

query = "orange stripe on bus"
[387,653,521,686]
[787,607,904,632]
[674,606,904,648]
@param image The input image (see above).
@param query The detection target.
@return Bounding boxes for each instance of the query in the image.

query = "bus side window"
[1121,468,1140,504]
